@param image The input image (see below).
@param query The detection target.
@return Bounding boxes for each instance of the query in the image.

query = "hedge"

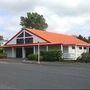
[0,49,7,59]
[41,50,63,62]
[27,54,43,61]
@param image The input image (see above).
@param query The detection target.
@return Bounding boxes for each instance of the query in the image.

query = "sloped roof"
[4,28,89,47]
[26,28,89,46]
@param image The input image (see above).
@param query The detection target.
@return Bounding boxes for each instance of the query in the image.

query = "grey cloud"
[0,0,90,39]
[0,0,90,17]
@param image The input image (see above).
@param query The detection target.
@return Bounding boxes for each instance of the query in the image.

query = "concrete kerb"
[0,58,83,65]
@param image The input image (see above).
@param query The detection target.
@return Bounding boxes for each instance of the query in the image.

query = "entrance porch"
[5,45,89,60]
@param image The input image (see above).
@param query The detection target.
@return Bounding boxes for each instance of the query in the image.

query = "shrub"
[0,49,7,59]
[27,54,37,61]
[0,49,3,53]
[41,50,63,62]
[77,53,90,63]
[0,53,7,58]
[56,50,63,62]
[27,54,43,61]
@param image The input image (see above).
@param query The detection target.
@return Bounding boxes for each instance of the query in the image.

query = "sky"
[0,0,90,40]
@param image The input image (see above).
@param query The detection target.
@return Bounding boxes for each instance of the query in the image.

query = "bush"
[41,50,63,62]
[0,49,3,53]
[0,53,7,58]
[27,54,43,61]
[77,53,90,63]
[27,54,37,61]
[0,49,7,59]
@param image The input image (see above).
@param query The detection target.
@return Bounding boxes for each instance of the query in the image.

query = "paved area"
[0,62,90,89]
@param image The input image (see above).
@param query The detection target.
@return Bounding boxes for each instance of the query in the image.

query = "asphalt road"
[0,62,90,89]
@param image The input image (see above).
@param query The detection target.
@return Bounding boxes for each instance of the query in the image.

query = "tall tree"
[88,36,90,43]
[75,35,90,43]
[20,12,48,30]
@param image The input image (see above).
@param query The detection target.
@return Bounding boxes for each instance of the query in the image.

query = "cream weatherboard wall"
[5,48,16,58]
[63,45,89,60]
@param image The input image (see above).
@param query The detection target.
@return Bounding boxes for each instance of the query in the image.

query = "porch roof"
[1,43,61,48]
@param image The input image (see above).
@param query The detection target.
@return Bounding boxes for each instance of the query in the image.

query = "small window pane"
[25,38,33,44]
[84,47,86,49]
[72,46,75,49]
[17,33,24,37]
[25,32,32,37]
[79,47,82,50]
[17,39,24,44]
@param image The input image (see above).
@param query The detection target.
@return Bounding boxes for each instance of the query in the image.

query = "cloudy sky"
[0,0,90,39]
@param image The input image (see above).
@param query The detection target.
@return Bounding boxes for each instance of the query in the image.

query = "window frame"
[16,31,33,44]
[72,46,75,49]
[79,47,82,50]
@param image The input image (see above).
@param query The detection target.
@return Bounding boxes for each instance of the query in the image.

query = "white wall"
[63,46,68,53]
[68,46,88,60]
[63,45,89,60]
[5,48,16,58]
[7,37,17,45]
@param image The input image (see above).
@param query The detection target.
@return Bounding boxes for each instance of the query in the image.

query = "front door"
[16,48,22,58]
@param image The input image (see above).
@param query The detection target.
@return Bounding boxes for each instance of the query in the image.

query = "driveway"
[0,62,90,89]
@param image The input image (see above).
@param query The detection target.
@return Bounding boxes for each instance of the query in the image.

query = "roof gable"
[4,28,89,46]
[5,29,48,45]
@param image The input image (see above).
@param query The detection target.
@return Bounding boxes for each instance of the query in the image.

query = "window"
[17,39,24,44]
[17,32,24,38]
[84,47,86,49]
[79,47,82,50]
[16,31,33,44]
[72,46,75,49]
[25,38,33,44]
[25,32,32,37]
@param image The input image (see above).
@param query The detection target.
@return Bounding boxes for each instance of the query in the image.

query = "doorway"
[16,48,22,58]
[89,47,90,54]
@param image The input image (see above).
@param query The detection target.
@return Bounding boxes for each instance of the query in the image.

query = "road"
[0,62,90,89]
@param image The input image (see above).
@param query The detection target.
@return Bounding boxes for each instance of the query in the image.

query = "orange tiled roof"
[26,28,89,46]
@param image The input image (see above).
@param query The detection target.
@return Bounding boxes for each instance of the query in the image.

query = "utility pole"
[38,42,40,64]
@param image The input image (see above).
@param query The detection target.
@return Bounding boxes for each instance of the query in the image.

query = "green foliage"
[0,49,7,58]
[0,53,7,58]
[20,12,48,30]
[27,54,37,61]
[75,35,90,43]
[0,49,3,53]
[88,36,90,43]
[27,54,43,61]
[41,50,63,62]
[77,53,90,63]
[56,50,63,61]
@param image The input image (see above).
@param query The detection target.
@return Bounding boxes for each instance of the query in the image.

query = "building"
[2,28,90,60]
[0,36,7,46]
[0,36,4,46]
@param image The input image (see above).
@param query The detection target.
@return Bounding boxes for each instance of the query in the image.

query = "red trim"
[4,29,23,45]
[1,43,61,48]
[1,42,90,48]
[26,29,50,43]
